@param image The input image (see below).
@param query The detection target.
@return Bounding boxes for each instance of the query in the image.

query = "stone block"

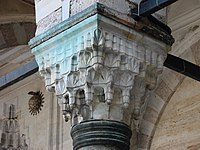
[35,0,62,23]
[137,133,150,149]
[147,92,165,113]
[191,39,200,65]
[140,120,155,136]
[151,77,200,150]
[143,107,159,124]
[155,80,173,102]
[36,8,62,35]
[161,67,184,91]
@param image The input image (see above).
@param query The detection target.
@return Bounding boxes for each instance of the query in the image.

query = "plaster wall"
[0,74,72,150]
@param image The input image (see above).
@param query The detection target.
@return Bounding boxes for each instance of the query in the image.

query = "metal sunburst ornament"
[28,91,44,115]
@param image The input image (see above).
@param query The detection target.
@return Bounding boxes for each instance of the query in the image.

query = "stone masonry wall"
[149,1,200,149]
[151,77,200,150]
[0,74,72,150]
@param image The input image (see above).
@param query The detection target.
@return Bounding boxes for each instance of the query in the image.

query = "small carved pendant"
[28,91,44,115]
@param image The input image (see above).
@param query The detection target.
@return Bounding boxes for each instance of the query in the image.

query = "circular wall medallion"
[28,91,44,115]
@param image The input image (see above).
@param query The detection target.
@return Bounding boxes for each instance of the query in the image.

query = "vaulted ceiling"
[0,0,36,76]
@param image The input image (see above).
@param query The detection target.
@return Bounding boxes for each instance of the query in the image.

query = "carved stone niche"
[30,2,170,149]
[0,105,28,150]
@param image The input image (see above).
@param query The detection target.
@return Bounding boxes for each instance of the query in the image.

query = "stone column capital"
[30,2,170,130]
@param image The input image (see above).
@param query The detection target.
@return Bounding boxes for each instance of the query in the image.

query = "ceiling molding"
[168,6,200,32]
[0,15,35,24]
[19,0,35,7]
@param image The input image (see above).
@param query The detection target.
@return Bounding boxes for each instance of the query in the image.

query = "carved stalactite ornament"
[28,91,44,115]
[30,9,169,127]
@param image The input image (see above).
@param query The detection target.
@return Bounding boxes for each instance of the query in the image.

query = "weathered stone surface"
[0,23,18,47]
[0,21,36,78]
[29,2,172,150]
[34,0,136,35]
[0,45,35,77]
[161,67,184,92]
[0,104,28,150]
[36,8,62,35]
[0,0,34,20]
[191,39,200,65]
[168,0,200,31]
[35,0,62,23]
[137,134,150,149]
[140,66,185,150]
[143,107,158,124]
[151,77,200,150]
[69,0,135,16]
[0,74,73,150]
[154,80,173,102]
[180,48,196,64]
[140,120,155,136]
[169,4,200,57]
[187,143,200,150]
[31,9,167,128]
[147,93,165,113]
[2,0,200,150]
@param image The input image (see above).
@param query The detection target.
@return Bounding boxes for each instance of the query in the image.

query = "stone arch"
[137,69,185,149]
[0,0,36,76]
[137,25,200,149]
[0,0,36,49]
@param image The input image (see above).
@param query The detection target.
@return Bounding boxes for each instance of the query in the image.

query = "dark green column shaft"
[71,120,132,150]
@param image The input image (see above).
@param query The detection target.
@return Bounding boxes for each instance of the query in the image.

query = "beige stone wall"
[151,77,200,150]
[4,1,199,150]
[150,1,200,150]
[0,73,72,150]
